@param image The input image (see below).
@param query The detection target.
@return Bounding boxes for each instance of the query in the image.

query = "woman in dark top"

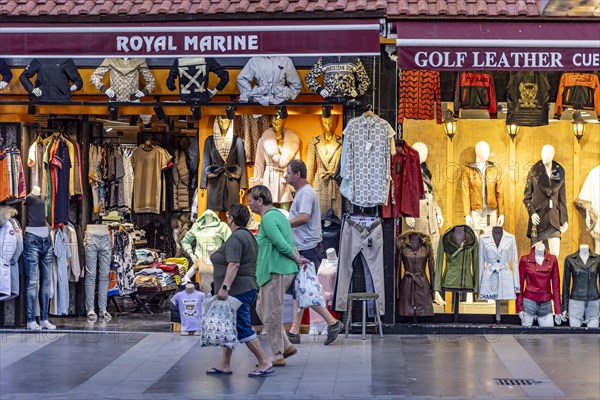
[207,203,274,377]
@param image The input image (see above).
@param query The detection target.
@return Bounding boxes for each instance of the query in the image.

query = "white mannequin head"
[541,144,555,165]
[412,142,428,163]
[326,248,338,261]
[475,141,490,163]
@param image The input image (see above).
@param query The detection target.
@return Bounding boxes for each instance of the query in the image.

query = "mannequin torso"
[579,244,590,265]
[452,226,466,245]
[492,226,503,248]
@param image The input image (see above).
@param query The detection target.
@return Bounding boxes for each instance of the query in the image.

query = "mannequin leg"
[23,233,41,323]
[547,237,561,257]
[96,236,112,315]
[568,299,583,327]
[38,237,53,323]
[84,235,99,313]
[522,313,535,327]
[537,313,554,327]
[584,300,599,328]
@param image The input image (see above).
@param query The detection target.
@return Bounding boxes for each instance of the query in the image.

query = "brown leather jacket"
[461,162,504,217]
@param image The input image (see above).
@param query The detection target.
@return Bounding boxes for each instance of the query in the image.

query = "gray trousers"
[334,219,385,315]
[84,233,112,312]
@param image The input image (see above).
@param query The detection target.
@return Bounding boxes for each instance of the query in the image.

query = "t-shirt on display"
[131,146,172,214]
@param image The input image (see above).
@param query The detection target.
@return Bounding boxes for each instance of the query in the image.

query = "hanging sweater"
[453,72,497,119]
[305,57,370,98]
[554,72,600,120]
[19,59,83,102]
[90,58,156,102]
[237,56,301,106]
[398,70,442,124]
[166,57,229,103]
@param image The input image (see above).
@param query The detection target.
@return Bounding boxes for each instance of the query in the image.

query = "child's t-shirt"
[171,290,206,332]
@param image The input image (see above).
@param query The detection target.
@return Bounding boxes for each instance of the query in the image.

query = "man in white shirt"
[285,160,343,346]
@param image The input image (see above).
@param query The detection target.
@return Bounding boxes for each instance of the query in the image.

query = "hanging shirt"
[339,115,395,208]
[131,145,172,214]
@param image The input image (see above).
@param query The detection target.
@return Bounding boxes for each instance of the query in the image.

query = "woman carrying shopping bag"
[206,203,275,377]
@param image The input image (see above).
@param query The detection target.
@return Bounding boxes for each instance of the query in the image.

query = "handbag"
[295,262,325,309]
[201,295,241,349]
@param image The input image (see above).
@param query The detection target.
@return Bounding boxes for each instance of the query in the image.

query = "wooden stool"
[344,292,384,340]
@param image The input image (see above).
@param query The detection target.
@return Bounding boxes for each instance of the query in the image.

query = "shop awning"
[0,19,381,58]
[395,21,600,71]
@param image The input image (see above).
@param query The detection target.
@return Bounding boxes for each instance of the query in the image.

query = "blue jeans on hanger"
[23,232,53,323]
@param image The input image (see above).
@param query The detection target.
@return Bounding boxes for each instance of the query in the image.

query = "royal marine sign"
[395,21,600,71]
[0,20,381,58]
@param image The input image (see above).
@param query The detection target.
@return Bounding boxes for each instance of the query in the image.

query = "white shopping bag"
[295,262,325,309]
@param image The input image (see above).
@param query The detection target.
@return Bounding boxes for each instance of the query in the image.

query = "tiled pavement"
[0,330,598,400]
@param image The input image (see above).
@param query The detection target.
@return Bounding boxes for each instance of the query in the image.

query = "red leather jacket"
[517,247,561,314]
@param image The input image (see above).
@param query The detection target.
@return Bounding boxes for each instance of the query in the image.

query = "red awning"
[395,21,600,71]
[0,19,381,58]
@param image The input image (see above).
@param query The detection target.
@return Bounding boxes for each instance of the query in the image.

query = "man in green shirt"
[248,185,308,367]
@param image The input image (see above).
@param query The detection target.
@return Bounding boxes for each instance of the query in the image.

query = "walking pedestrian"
[284,160,344,346]
[207,203,274,377]
[248,185,309,367]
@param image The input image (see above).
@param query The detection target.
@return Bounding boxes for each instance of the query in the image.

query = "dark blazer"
[200,135,247,211]
[562,251,600,312]
[523,160,568,239]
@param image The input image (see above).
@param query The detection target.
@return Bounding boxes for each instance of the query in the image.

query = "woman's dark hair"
[248,185,273,205]
[228,203,250,227]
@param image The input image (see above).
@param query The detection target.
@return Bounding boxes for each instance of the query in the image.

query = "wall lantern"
[442,110,457,141]
[507,124,520,142]
[571,110,587,143]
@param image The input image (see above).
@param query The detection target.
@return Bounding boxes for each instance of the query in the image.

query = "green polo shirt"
[256,208,299,287]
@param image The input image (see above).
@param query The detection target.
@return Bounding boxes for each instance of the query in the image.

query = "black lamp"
[507,124,519,142]
[225,106,236,120]
[571,110,587,143]
[442,109,457,141]
[109,105,119,121]
[153,105,166,122]
[191,106,201,121]
[276,105,288,119]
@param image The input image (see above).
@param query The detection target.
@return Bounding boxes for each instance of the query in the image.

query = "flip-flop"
[206,367,233,375]
[248,369,275,378]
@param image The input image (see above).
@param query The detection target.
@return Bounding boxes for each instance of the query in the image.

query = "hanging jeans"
[84,233,112,313]
[23,232,53,323]
[333,218,385,315]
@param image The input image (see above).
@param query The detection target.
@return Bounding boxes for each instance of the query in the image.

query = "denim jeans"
[23,232,53,322]
[84,233,112,312]
[233,289,258,343]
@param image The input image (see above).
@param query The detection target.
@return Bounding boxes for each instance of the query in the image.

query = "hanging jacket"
[453,72,497,119]
[166,57,229,103]
[305,56,370,99]
[237,56,301,106]
[398,70,442,124]
[517,247,561,314]
[562,251,600,312]
[554,72,600,120]
[523,160,568,240]
[181,209,231,263]
[0,59,13,84]
[506,71,550,127]
[478,230,519,301]
[200,120,247,212]
[434,225,479,293]
[396,231,435,317]
[461,161,504,216]
[90,58,156,102]
[306,134,343,217]
[382,141,424,219]
[19,59,83,102]
[321,209,341,255]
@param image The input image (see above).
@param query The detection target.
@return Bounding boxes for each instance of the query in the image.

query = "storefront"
[390,19,600,327]
[0,16,389,329]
